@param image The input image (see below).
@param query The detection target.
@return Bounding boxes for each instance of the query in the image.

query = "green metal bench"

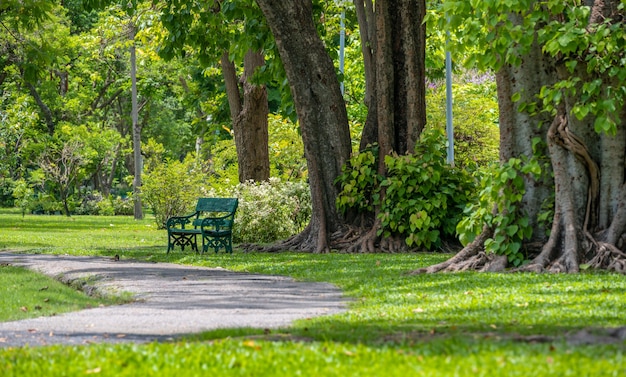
[166,198,238,254]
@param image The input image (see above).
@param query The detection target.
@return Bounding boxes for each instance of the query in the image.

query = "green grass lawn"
[1,210,625,376]
[0,265,128,322]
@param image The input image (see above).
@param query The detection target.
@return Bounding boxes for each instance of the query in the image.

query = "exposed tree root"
[240,224,319,253]
[410,109,626,274]
[346,223,379,253]
[588,242,626,273]
[242,112,626,272]
[242,221,412,254]
[409,227,494,274]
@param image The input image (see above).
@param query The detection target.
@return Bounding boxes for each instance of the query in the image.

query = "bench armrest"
[166,213,197,229]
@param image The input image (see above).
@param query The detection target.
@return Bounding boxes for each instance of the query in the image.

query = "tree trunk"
[495,37,556,242]
[221,50,270,183]
[130,24,143,220]
[254,0,352,253]
[375,0,426,156]
[347,0,427,253]
[26,82,55,135]
[354,0,378,150]
[416,1,626,274]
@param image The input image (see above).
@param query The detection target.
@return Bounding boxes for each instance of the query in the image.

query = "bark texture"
[354,0,378,150]
[221,50,270,183]
[415,0,626,274]
[374,0,426,156]
[344,0,427,253]
[253,0,352,253]
[130,24,143,220]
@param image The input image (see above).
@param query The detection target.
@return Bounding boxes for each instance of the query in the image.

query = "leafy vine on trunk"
[413,0,626,274]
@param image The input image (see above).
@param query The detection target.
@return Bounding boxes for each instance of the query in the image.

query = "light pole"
[445,19,454,166]
[339,10,346,95]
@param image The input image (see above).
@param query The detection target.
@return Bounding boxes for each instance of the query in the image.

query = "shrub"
[74,191,104,215]
[111,196,134,216]
[29,193,65,215]
[226,178,311,244]
[456,157,540,266]
[141,156,211,228]
[335,145,379,215]
[426,71,500,170]
[336,128,476,250]
[96,198,115,216]
[0,178,15,207]
[12,179,33,216]
[73,191,132,216]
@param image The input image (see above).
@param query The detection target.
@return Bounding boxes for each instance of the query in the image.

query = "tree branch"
[26,82,55,135]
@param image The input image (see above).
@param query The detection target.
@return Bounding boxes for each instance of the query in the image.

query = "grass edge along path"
[0,264,128,322]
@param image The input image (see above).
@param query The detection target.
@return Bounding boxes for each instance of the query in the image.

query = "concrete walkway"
[0,252,347,348]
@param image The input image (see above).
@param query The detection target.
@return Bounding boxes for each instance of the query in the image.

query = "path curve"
[0,252,347,348]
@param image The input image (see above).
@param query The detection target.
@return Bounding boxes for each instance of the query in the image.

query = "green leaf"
[506,225,519,236]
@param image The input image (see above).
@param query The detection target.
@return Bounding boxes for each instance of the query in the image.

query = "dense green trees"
[1,1,202,214]
[160,0,273,183]
[1,1,496,239]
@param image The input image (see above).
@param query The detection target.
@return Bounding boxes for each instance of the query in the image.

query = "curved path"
[0,252,347,348]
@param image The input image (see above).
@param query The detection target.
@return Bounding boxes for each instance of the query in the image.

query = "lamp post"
[445,19,454,166]
[339,10,346,95]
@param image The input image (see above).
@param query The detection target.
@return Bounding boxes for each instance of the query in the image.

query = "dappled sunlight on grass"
[1,336,623,376]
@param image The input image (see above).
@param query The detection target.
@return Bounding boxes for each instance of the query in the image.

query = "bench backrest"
[195,198,238,216]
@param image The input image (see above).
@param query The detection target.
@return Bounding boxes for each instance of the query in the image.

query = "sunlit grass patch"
[0,211,163,255]
[0,265,123,322]
[0,338,623,376]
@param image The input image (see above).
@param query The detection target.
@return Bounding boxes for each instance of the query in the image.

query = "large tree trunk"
[354,0,378,150]
[346,0,427,253]
[254,0,352,253]
[221,50,270,183]
[377,0,427,156]
[415,0,626,274]
[496,37,556,243]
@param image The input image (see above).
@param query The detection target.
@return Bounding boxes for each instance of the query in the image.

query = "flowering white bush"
[226,178,311,244]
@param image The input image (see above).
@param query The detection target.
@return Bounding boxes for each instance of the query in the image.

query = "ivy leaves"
[336,129,474,250]
[456,157,542,266]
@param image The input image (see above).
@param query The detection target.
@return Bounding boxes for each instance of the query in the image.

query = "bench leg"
[168,232,199,253]
[226,236,233,254]
[201,234,233,254]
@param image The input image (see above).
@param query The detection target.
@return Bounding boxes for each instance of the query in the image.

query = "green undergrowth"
[1,211,625,375]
